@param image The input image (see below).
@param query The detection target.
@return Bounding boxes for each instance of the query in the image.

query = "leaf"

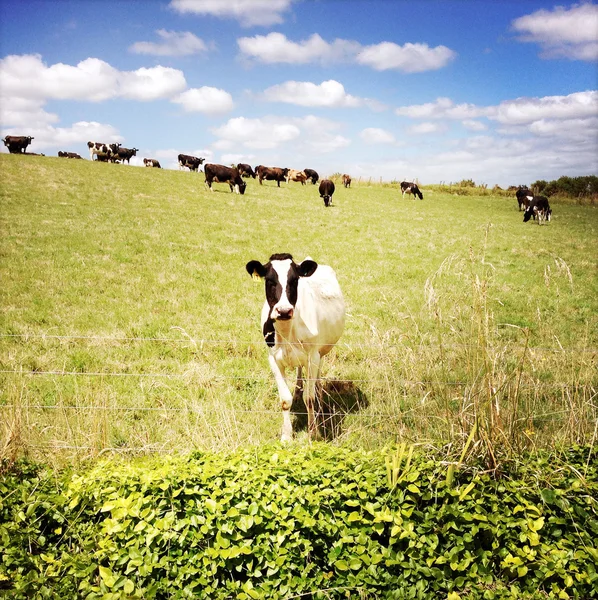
[334,560,349,571]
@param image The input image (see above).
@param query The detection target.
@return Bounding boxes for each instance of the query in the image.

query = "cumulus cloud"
[360,127,396,144]
[238,32,361,64]
[396,97,490,120]
[0,54,187,103]
[356,42,456,72]
[462,119,488,131]
[172,87,234,114]
[129,30,208,57]
[511,3,598,61]
[262,80,364,108]
[211,116,301,150]
[238,32,456,73]
[407,122,447,135]
[169,0,296,27]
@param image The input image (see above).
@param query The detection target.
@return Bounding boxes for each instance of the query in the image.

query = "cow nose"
[276,307,294,320]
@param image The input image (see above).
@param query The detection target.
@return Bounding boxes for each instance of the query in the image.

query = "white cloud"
[356,42,456,73]
[211,116,301,150]
[262,80,363,108]
[172,87,234,114]
[462,119,488,131]
[407,122,447,135]
[396,97,489,120]
[130,30,208,57]
[238,32,361,64]
[0,54,187,103]
[238,32,456,73]
[169,0,295,27]
[360,127,396,144]
[512,3,598,61]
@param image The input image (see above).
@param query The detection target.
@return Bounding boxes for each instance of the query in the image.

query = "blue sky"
[1,0,597,186]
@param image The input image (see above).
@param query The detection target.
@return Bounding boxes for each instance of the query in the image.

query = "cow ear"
[246,260,266,281]
[298,259,318,277]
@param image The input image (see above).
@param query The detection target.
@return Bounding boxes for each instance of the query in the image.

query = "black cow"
[143,158,161,168]
[319,179,335,207]
[111,147,138,164]
[303,168,319,185]
[523,196,552,224]
[237,163,256,178]
[256,166,289,187]
[178,154,204,172]
[400,181,424,200]
[3,135,34,154]
[516,186,534,211]
[204,163,247,195]
[58,151,82,159]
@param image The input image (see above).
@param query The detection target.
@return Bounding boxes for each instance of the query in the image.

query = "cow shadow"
[291,379,369,440]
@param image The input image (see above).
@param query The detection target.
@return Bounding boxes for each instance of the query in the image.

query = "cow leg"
[305,352,321,439]
[268,354,294,441]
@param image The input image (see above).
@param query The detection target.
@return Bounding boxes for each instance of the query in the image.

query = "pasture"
[1,154,597,464]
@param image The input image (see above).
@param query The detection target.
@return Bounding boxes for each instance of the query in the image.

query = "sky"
[0,0,597,187]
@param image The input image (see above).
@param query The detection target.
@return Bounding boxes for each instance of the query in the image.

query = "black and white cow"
[400,181,424,199]
[246,253,346,441]
[87,141,119,161]
[319,179,335,207]
[143,158,161,168]
[516,186,534,211]
[204,163,246,194]
[178,154,204,172]
[523,196,552,224]
[3,136,34,154]
[303,168,319,185]
[111,147,138,164]
[237,163,256,178]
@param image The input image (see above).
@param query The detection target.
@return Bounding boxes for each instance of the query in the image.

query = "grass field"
[1,154,597,464]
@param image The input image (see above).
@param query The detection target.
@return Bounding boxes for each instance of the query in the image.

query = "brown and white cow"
[286,169,307,185]
[88,141,119,161]
[58,151,82,159]
[342,174,351,188]
[256,166,289,187]
[143,158,161,168]
[3,136,34,154]
[178,154,204,172]
[204,163,247,194]
[246,253,345,441]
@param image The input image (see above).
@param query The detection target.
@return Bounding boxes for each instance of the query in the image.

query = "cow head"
[238,180,247,195]
[523,206,534,222]
[246,254,318,321]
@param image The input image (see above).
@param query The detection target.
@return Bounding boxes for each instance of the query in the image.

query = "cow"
[516,186,534,211]
[342,174,351,188]
[286,169,308,185]
[143,158,161,168]
[400,181,424,200]
[256,166,289,187]
[237,163,256,178]
[523,196,552,224]
[87,141,118,161]
[58,151,82,159]
[94,152,112,162]
[319,179,335,207]
[110,147,138,164]
[303,168,319,185]
[246,253,345,441]
[3,136,34,154]
[178,154,204,172]
[204,163,246,195]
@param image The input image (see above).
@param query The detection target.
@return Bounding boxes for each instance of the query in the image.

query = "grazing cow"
[523,196,552,224]
[87,141,118,161]
[516,186,534,211]
[319,179,335,207]
[3,136,34,154]
[286,169,308,185]
[58,151,82,159]
[246,253,345,441]
[143,158,161,168]
[237,163,256,178]
[342,174,351,188]
[303,168,319,185]
[204,163,246,195]
[400,181,424,200]
[178,154,204,172]
[110,147,138,164]
[256,166,289,187]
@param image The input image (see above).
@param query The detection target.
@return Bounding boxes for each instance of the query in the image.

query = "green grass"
[1,154,597,464]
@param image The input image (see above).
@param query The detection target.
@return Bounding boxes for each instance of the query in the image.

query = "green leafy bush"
[1,445,597,599]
